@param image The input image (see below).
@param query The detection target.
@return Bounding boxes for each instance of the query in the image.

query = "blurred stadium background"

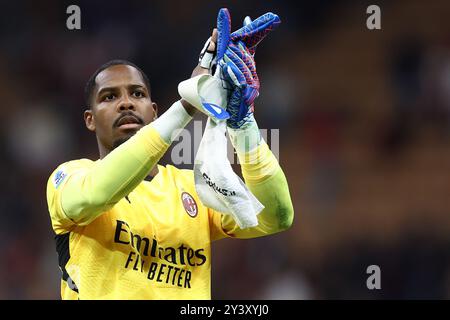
[1,0,450,299]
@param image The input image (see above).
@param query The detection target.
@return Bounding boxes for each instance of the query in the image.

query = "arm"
[58,101,190,226]
[49,30,218,227]
[204,10,291,239]
[219,120,294,239]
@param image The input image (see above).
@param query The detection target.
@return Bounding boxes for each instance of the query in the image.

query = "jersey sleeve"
[209,142,294,240]
[46,125,169,231]
[46,160,92,234]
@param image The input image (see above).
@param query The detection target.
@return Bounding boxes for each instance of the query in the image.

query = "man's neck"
[97,137,109,160]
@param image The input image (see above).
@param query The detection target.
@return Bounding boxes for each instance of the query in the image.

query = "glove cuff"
[178,75,230,121]
[227,117,261,154]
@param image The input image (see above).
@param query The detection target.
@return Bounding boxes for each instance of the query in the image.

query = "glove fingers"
[243,16,252,27]
[228,42,259,86]
[223,48,259,106]
[224,61,247,87]
[216,8,231,61]
[230,12,281,54]
[243,86,259,107]
[225,59,258,109]
[224,47,254,86]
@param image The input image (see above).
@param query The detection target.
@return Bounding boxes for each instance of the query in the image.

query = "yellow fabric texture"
[58,125,169,227]
[218,142,294,239]
[48,161,228,299]
[46,123,294,299]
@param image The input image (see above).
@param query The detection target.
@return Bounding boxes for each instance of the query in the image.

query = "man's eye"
[132,91,145,98]
[103,94,115,102]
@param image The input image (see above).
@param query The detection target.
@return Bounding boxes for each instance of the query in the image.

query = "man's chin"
[112,132,136,149]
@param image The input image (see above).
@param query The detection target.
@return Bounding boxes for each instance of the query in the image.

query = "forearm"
[221,122,294,238]
[61,100,192,225]
[240,143,294,232]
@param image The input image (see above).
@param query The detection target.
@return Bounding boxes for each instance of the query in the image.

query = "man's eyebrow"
[128,84,147,91]
[96,84,146,96]
[96,86,118,97]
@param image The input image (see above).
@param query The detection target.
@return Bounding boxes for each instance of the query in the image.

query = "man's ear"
[152,102,158,120]
[84,109,96,132]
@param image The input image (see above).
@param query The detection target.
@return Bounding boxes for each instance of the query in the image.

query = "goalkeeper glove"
[216,9,281,129]
[221,40,259,129]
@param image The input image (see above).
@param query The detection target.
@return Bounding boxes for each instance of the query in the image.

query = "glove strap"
[198,37,215,69]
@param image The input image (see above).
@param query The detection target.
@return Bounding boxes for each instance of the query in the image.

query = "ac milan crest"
[181,192,198,218]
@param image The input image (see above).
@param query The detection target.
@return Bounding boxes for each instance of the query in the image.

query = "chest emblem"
[181,192,198,218]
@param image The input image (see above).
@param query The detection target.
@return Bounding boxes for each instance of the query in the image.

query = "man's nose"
[117,95,136,112]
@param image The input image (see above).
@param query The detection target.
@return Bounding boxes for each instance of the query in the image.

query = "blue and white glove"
[221,39,259,129]
[216,9,281,129]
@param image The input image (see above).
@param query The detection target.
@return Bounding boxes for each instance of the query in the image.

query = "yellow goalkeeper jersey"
[46,124,293,300]
[47,161,228,300]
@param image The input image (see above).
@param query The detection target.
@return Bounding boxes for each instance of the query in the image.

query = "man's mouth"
[116,115,143,130]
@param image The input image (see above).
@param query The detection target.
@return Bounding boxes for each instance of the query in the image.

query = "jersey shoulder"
[47,158,95,189]
[46,159,95,234]
[159,164,194,183]
[152,164,197,196]
[166,164,194,178]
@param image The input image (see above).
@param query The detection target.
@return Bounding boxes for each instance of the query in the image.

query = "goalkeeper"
[46,8,294,300]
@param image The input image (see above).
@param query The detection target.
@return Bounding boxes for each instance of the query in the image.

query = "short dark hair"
[84,59,151,108]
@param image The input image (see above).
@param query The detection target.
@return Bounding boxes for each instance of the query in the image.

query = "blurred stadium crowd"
[1,0,450,299]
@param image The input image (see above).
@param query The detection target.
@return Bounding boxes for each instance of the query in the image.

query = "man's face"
[84,65,157,153]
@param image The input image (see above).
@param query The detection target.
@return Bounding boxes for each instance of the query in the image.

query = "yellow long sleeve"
[60,125,169,225]
[221,142,295,238]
